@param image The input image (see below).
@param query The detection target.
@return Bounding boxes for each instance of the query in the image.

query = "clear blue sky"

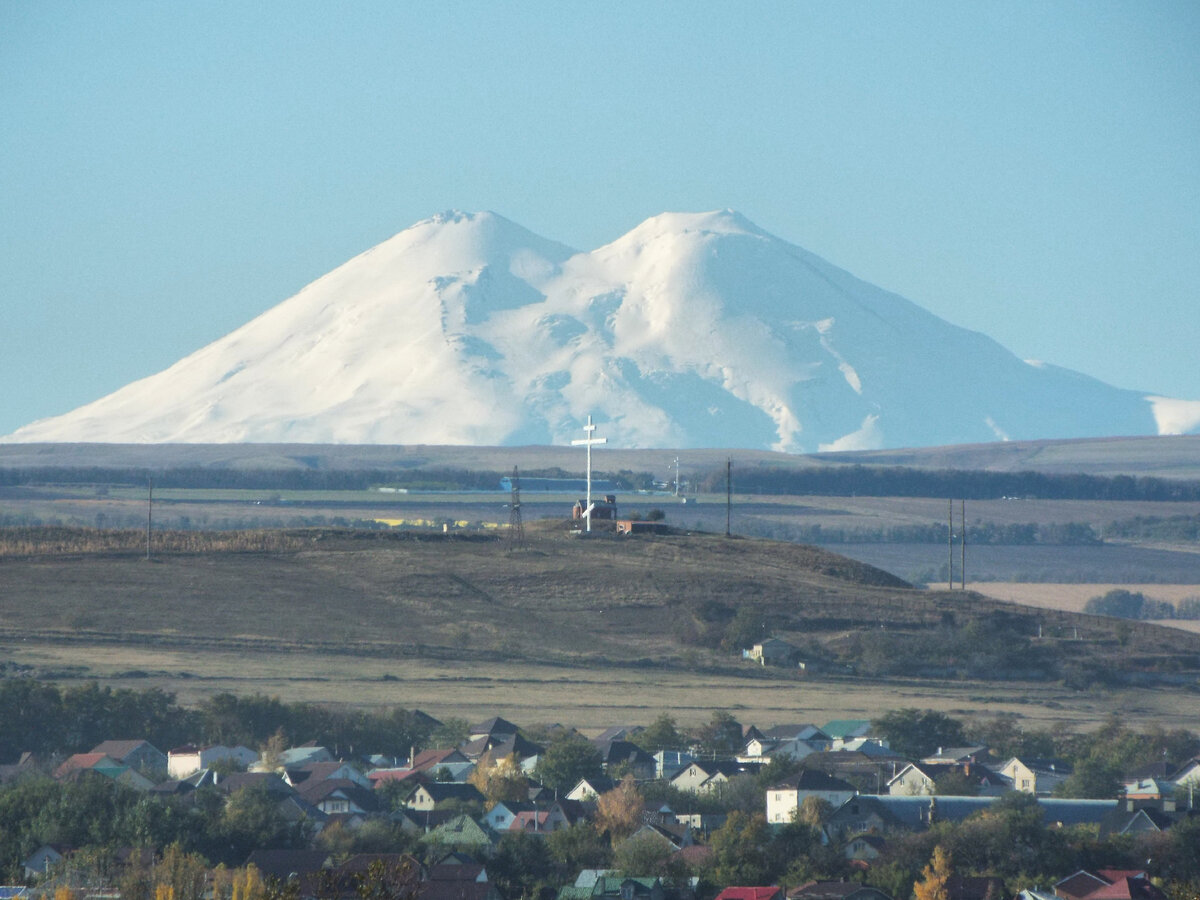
[2,2,1198,438]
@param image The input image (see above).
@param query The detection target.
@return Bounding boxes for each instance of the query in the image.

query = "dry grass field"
[2,524,1200,735]
[2,434,1199,736]
[10,636,1200,733]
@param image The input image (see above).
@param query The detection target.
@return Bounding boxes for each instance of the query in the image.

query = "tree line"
[695,464,1200,501]
[0,681,441,764]
[740,520,1103,545]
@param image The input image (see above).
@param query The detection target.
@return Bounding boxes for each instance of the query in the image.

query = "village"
[2,690,1198,900]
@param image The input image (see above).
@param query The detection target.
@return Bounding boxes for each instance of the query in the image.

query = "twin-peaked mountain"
[7,210,1198,450]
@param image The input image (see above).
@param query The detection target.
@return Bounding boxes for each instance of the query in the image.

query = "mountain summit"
[7,210,1199,450]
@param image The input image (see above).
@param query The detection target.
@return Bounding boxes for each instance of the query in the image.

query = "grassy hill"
[2,523,1198,731]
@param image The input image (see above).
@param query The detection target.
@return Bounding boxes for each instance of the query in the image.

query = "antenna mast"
[508,466,525,550]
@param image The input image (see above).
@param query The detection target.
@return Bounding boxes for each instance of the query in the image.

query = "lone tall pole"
[961,499,966,590]
[146,477,154,561]
[947,498,953,590]
[726,458,732,537]
[571,415,607,533]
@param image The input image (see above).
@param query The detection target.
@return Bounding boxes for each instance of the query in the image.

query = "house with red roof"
[714,888,782,900]
[1054,870,1165,900]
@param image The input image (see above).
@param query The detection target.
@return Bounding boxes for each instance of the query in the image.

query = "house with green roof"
[419,814,495,852]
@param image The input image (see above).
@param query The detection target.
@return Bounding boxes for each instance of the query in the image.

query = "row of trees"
[0,681,444,764]
[0,466,659,494]
[1085,589,1200,621]
[742,520,1104,546]
[695,464,1200,502]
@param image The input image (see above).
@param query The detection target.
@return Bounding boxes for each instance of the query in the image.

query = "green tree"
[709,811,772,886]
[691,711,742,758]
[613,831,686,880]
[933,770,978,796]
[535,731,602,792]
[635,714,686,754]
[873,709,966,760]
[1054,756,1123,799]
[546,824,611,876]
[488,833,554,900]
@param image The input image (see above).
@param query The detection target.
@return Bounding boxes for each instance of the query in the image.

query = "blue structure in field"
[498,476,617,493]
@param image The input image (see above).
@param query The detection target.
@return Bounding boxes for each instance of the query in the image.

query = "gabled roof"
[414,782,486,804]
[920,746,988,764]
[420,814,494,847]
[888,762,1004,788]
[593,739,654,766]
[714,888,781,900]
[89,740,163,762]
[594,726,642,742]
[243,849,331,881]
[1005,757,1073,775]
[482,733,544,761]
[821,720,873,740]
[571,775,617,795]
[509,810,552,832]
[214,772,296,797]
[296,778,379,811]
[54,753,118,779]
[286,760,368,787]
[771,769,857,792]
[762,724,828,742]
[944,876,1004,900]
[412,748,469,771]
[789,881,893,900]
[469,717,519,738]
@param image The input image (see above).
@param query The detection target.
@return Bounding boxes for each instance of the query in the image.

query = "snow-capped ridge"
[3,209,1195,450]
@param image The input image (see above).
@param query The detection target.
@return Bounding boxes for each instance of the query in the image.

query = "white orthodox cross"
[571,414,607,532]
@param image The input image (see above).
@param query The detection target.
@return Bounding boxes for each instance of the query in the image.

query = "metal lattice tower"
[508,466,525,549]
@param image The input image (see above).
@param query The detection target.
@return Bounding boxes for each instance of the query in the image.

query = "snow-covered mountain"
[6,210,1199,451]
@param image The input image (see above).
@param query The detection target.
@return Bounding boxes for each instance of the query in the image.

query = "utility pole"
[947,498,953,590]
[146,477,153,561]
[961,498,966,590]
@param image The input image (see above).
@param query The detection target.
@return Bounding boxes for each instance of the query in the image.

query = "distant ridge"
[2,435,1198,481]
[6,210,1199,450]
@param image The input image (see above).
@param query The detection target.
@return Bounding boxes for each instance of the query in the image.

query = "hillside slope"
[2,526,1196,687]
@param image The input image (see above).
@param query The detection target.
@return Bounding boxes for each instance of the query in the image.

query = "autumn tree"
[468,751,529,804]
[155,844,208,900]
[913,846,953,900]
[595,774,643,840]
[794,796,833,827]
